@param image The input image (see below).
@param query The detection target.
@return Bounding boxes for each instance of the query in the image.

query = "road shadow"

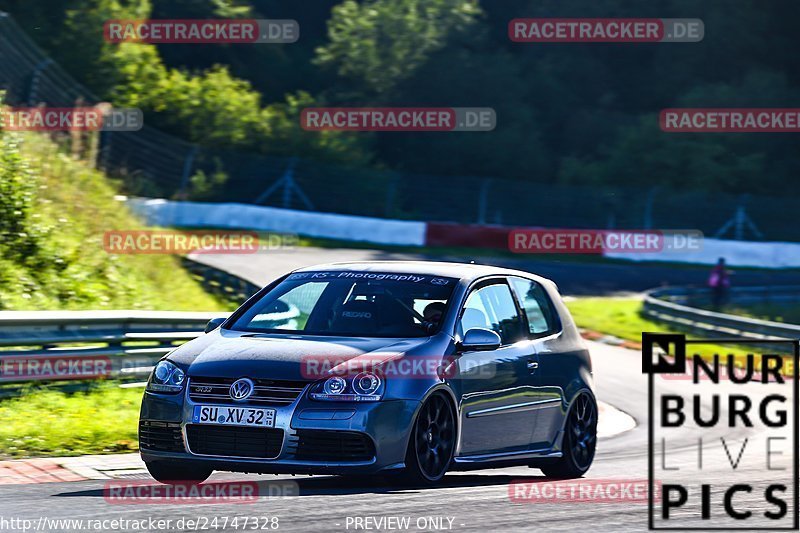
[54,472,553,498]
[283,472,552,496]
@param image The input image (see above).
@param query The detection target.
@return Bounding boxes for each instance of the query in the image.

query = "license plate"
[192,405,276,428]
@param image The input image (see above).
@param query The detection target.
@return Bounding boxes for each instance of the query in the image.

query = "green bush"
[0,130,41,262]
[0,130,229,311]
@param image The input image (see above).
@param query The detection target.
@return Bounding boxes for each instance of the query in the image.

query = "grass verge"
[0,383,141,459]
[721,302,800,325]
[566,297,795,376]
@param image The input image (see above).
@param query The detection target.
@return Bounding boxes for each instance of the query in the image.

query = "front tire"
[400,393,456,485]
[145,461,213,485]
[540,392,597,479]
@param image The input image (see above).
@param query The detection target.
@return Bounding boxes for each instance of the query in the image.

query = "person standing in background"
[708,257,731,309]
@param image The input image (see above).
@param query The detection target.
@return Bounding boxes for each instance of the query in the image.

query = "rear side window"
[459,283,525,345]
[510,277,558,336]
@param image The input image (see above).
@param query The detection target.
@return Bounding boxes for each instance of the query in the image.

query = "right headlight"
[309,371,384,402]
[146,360,186,393]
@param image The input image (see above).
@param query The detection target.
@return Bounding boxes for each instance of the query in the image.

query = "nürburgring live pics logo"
[643,333,798,530]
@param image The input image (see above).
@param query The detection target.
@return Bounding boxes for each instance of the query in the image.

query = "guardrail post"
[477,178,491,224]
[643,186,660,229]
[27,58,53,105]
[384,177,398,218]
[178,145,199,199]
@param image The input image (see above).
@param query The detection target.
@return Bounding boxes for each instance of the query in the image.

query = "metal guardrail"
[642,285,800,344]
[0,310,230,384]
[0,259,260,386]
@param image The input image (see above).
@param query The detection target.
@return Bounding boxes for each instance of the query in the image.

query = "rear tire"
[400,393,456,485]
[540,392,597,479]
[145,461,213,485]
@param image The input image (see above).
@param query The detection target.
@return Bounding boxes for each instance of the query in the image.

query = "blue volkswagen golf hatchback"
[140,261,596,485]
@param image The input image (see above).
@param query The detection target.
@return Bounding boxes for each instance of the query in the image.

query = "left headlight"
[146,360,186,393]
[309,371,384,402]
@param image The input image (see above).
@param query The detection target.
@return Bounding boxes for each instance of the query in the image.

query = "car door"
[455,279,540,456]
[509,276,567,450]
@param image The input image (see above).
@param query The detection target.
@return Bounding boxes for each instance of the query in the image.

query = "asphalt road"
[191,246,800,295]
[1,340,793,532]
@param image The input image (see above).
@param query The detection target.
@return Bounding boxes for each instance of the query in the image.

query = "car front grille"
[139,421,184,452]
[293,430,375,462]
[186,425,284,458]
[188,377,307,407]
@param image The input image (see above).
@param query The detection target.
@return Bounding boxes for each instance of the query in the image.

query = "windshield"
[229,271,457,338]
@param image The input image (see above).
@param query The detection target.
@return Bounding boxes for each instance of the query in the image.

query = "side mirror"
[204,317,226,334]
[459,328,501,352]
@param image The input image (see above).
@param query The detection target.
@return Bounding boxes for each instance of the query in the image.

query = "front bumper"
[139,388,420,475]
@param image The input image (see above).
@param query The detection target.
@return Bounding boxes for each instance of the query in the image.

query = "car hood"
[166,329,443,381]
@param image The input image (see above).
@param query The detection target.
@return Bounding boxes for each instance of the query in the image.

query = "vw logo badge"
[229,378,255,401]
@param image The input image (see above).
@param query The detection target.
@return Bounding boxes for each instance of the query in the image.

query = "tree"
[315,0,482,97]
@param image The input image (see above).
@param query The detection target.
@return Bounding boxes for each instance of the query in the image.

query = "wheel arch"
[553,386,598,451]
[403,384,460,460]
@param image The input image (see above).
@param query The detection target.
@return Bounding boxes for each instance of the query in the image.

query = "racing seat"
[331,299,379,334]
[376,295,416,335]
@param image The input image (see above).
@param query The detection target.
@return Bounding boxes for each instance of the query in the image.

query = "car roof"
[292,260,554,285]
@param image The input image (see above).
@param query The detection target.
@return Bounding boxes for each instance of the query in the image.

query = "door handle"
[527,360,539,371]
